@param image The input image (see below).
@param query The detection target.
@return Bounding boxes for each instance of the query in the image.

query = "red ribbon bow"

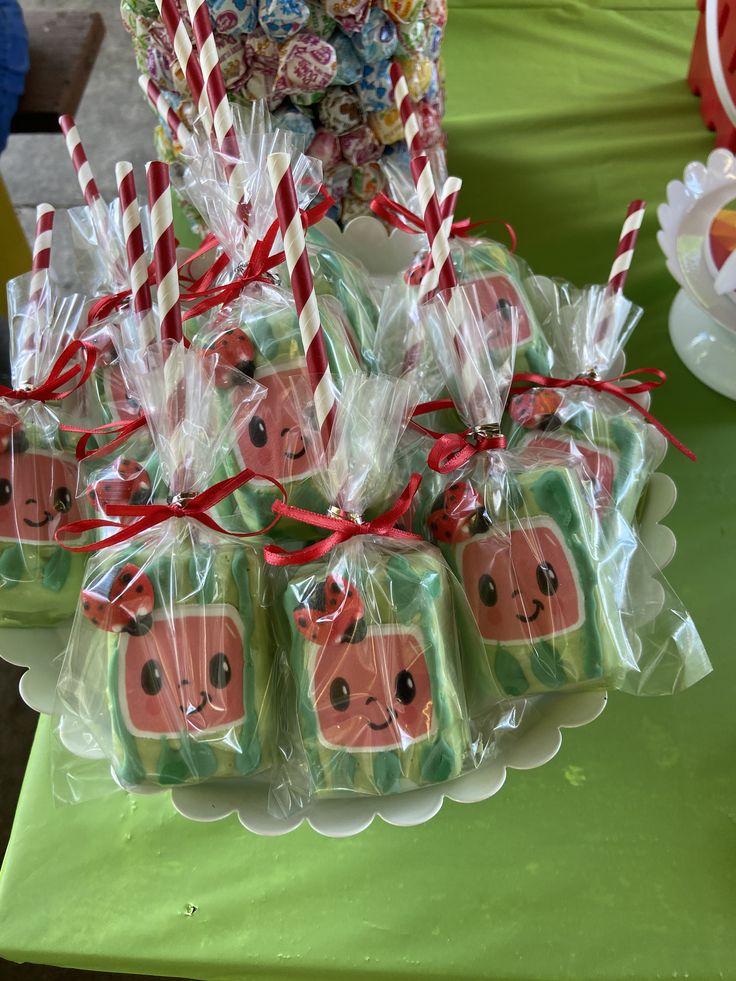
[0,341,96,403]
[510,368,697,461]
[263,473,424,566]
[61,413,148,461]
[370,193,517,253]
[56,468,286,552]
[427,429,508,474]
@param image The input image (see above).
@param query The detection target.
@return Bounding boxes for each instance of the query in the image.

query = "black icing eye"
[479,574,497,607]
[53,486,72,513]
[209,652,231,689]
[141,658,163,696]
[330,676,350,712]
[0,478,11,506]
[395,669,416,705]
[536,562,558,596]
[249,415,267,448]
[497,298,512,322]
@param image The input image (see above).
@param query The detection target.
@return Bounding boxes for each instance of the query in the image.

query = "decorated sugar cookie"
[269,375,481,802]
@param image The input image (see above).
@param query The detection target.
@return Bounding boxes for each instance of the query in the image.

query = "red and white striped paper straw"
[390,62,456,300]
[154,0,212,133]
[116,162,157,342]
[29,203,54,306]
[138,74,190,148]
[267,151,335,449]
[419,174,461,301]
[606,199,646,296]
[595,199,646,339]
[184,0,248,221]
[146,161,183,344]
[390,61,422,156]
[59,115,101,208]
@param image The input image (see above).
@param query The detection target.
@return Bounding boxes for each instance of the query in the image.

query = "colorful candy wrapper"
[507,281,662,524]
[121,0,448,227]
[419,283,710,698]
[54,339,276,795]
[0,276,95,628]
[269,374,486,811]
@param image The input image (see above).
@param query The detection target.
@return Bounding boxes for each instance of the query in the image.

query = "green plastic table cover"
[2,3,736,979]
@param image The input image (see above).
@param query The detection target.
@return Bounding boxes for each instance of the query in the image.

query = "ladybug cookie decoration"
[203,328,256,389]
[508,389,563,431]
[0,410,25,454]
[428,481,490,544]
[81,563,155,636]
[293,575,366,646]
[86,457,152,514]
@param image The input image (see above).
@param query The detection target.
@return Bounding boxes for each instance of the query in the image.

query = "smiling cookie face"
[232,362,315,483]
[0,450,82,544]
[312,626,434,751]
[468,274,532,349]
[460,518,583,644]
[119,605,245,738]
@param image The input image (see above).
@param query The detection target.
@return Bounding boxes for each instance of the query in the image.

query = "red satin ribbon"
[56,468,287,552]
[427,430,507,474]
[61,413,148,461]
[0,341,96,403]
[370,193,517,253]
[510,368,697,462]
[263,473,424,567]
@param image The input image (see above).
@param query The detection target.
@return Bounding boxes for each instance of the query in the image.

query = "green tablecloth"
[2,3,735,979]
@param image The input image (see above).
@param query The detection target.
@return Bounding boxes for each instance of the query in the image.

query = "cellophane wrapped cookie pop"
[55,337,277,793]
[376,153,554,380]
[268,374,487,811]
[0,239,96,630]
[421,283,711,698]
[181,112,375,537]
[180,100,379,352]
[121,0,446,226]
[507,281,667,526]
[418,283,642,698]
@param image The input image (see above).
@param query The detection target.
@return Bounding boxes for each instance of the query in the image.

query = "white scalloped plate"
[3,218,679,838]
[171,691,607,837]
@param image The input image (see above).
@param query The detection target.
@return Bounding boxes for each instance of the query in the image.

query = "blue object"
[0,0,28,153]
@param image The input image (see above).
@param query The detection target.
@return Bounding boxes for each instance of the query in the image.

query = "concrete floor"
[1,3,193,979]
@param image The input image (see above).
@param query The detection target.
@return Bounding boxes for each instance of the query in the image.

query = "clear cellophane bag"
[269,373,491,815]
[419,282,710,699]
[54,337,278,800]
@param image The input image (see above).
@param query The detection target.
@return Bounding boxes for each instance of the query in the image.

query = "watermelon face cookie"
[280,541,474,798]
[0,425,88,627]
[430,461,632,697]
[508,388,654,524]
[450,240,553,376]
[69,534,275,791]
[199,290,364,539]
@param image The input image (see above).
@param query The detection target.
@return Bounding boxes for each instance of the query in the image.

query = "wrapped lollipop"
[420,283,710,698]
[182,144,373,538]
[266,373,485,807]
[55,164,281,792]
[0,207,97,629]
[508,202,695,524]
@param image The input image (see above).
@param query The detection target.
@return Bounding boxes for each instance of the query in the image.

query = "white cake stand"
[669,288,736,400]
